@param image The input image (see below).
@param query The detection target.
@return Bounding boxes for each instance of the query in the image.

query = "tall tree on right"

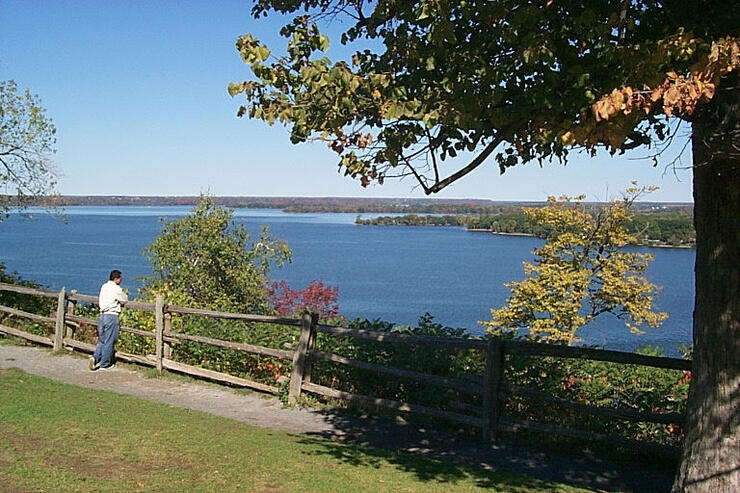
[233,2,738,489]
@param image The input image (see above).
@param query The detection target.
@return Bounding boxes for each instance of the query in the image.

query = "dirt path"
[0,343,677,492]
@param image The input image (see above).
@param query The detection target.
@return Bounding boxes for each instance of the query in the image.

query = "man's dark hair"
[109,270,122,281]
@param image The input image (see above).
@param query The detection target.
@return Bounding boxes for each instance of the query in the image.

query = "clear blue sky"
[1,0,694,202]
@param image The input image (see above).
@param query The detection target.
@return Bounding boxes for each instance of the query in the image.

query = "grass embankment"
[0,368,588,493]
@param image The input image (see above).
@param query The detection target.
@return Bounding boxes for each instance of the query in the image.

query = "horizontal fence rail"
[66,291,156,312]
[0,322,54,346]
[0,281,691,457]
[502,340,691,371]
[65,313,178,345]
[165,332,294,361]
[316,323,486,349]
[0,282,60,299]
[161,359,279,394]
[0,304,56,324]
[167,305,302,326]
[309,349,484,395]
[504,383,685,425]
[301,381,486,428]
[498,417,681,457]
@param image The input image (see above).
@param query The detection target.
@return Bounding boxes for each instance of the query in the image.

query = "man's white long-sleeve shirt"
[98,280,128,315]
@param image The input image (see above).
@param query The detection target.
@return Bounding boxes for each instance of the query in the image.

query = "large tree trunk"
[673,75,740,492]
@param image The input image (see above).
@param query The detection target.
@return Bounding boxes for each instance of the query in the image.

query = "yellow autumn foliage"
[482,184,668,344]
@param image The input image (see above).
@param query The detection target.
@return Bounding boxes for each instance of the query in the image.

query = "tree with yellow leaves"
[483,185,667,345]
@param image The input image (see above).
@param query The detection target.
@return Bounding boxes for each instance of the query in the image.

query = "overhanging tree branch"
[425,127,512,195]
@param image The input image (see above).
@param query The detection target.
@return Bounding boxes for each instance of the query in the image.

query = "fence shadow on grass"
[296,410,678,493]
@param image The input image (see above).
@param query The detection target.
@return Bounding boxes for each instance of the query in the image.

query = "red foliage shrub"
[269,280,340,318]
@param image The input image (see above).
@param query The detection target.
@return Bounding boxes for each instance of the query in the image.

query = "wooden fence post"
[163,311,172,360]
[302,313,319,385]
[288,312,314,405]
[64,290,77,339]
[155,295,164,374]
[482,338,505,442]
[53,287,66,351]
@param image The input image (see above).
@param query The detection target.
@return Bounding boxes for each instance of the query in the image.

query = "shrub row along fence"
[0,282,690,457]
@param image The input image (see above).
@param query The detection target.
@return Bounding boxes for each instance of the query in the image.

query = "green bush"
[0,264,57,338]
[502,347,689,446]
[166,315,299,383]
[312,314,483,411]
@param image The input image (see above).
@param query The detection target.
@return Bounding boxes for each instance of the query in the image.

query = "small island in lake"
[356,209,695,248]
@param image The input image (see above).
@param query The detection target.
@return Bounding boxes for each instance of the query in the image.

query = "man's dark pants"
[93,313,120,368]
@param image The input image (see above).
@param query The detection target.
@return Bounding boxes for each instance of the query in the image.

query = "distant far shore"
[13,194,541,208]
[10,194,694,216]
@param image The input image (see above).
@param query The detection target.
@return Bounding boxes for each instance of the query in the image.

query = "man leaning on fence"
[89,270,128,371]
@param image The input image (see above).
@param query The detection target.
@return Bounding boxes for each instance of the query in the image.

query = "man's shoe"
[98,364,116,371]
[88,357,98,371]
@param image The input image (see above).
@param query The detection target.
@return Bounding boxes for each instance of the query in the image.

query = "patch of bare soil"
[0,419,196,482]
[0,423,51,459]
[47,451,194,481]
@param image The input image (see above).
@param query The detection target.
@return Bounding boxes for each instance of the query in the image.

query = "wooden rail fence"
[0,281,691,456]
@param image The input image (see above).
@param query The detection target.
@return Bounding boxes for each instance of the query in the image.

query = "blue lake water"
[0,206,694,355]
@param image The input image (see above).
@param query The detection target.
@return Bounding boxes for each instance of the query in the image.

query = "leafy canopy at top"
[231,1,738,193]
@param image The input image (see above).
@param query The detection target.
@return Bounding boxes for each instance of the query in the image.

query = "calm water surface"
[0,207,694,355]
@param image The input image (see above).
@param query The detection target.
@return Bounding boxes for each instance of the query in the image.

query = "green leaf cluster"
[113,197,295,374]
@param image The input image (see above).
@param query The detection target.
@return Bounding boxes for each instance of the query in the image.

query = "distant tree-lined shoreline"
[357,209,695,248]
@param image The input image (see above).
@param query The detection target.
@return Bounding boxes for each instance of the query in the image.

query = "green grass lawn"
[0,367,591,492]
